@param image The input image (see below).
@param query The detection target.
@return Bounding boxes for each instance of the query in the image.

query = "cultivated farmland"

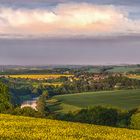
[6,74,73,80]
[0,114,140,140]
[127,74,140,80]
[51,89,140,113]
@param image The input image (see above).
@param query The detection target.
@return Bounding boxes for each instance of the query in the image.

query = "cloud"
[1,0,140,11]
[0,3,140,38]
[1,0,140,5]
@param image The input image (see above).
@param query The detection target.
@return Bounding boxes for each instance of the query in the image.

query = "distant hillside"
[51,89,140,113]
[0,114,140,140]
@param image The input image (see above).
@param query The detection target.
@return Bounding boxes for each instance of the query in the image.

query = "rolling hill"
[51,89,140,113]
[0,114,140,140]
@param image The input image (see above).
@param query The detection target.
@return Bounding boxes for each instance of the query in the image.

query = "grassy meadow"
[107,66,140,73]
[87,65,140,73]
[0,114,140,140]
[50,89,140,113]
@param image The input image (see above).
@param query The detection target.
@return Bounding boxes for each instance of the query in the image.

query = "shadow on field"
[47,100,62,112]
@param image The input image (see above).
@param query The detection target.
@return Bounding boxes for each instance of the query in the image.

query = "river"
[20,97,39,110]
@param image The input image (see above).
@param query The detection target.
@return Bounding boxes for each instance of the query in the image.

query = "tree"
[130,113,140,130]
[76,106,119,126]
[61,106,119,126]
[0,82,12,112]
[36,92,49,116]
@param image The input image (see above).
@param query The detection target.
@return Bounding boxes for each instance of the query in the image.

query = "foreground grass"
[52,89,140,113]
[0,114,140,140]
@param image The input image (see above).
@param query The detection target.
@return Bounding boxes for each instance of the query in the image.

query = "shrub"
[61,106,120,126]
[79,106,119,126]
[51,106,140,129]
[130,113,140,130]
[13,107,42,117]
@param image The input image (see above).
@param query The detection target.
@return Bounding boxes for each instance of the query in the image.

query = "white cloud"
[0,3,140,38]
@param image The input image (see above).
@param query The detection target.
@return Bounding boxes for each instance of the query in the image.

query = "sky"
[0,0,140,65]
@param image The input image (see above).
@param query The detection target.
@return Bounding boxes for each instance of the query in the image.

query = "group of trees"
[12,107,41,117]
[0,82,12,113]
[0,80,49,118]
[0,68,72,75]
[10,91,49,118]
[2,72,140,102]
[1,77,43,105]
[131,113,140,129]
[44,75,140,97]
[1,80,140,130]
[36,91,50,116]
[56,106,140,129]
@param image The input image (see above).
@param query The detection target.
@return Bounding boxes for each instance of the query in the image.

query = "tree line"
[46,75,140,96]
[0,81,140,130]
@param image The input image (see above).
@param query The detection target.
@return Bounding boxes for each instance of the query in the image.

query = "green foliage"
[77,106,119,126]
[1,78,42,105]
[57,106,140,129]
[13,107,42,117]
[130,113,140,130]
[49,75,140,96]
[59,106,119,126]
[0,82,12,112]
[36,92,49,116]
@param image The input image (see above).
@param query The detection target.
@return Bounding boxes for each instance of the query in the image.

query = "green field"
[87,66,140,73]
[0,114,140,140]
[50,89,140,113]
[87,67,101,73]
[107,66,139,73]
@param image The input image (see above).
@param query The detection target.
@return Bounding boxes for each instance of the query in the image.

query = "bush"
[116,109,132,128]
[13,107,42,117]
[78,106,119,126]
[130,113,140,130]
[61,106,120,126]
[56,106,140,129]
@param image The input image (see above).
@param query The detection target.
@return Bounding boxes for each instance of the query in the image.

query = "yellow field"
[7,74,73,80]
[42,82,62,86]
[127,74,140,80]
[0,114,140,140]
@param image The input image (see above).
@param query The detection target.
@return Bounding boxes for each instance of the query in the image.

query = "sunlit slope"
[52,89,140,113]
[0,114,140,140]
